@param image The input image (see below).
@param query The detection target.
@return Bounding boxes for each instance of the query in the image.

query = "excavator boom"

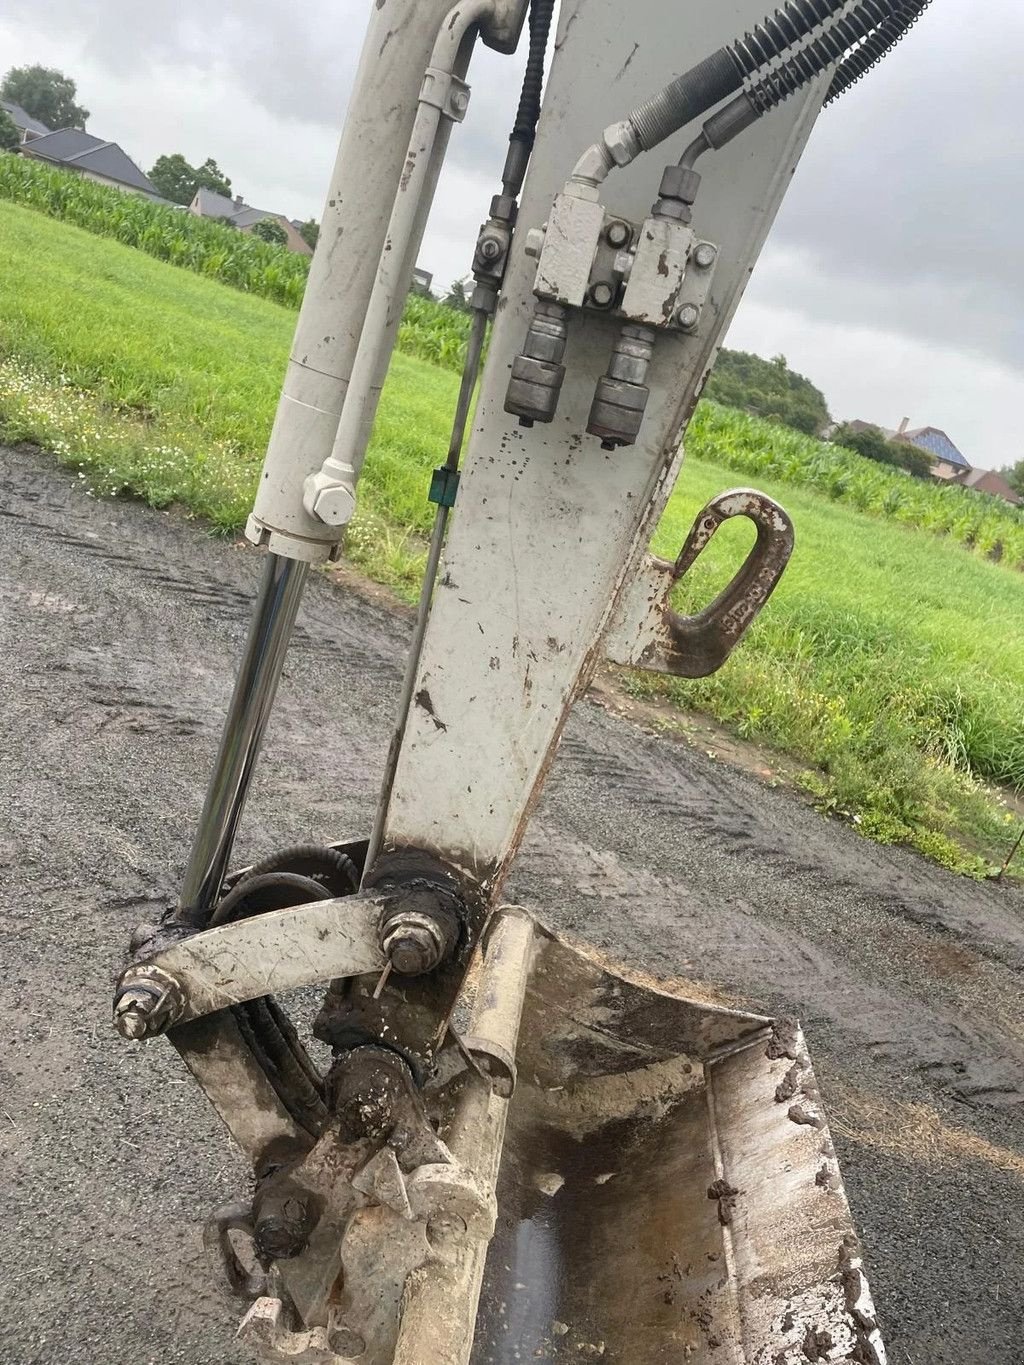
[113,2,934,1360]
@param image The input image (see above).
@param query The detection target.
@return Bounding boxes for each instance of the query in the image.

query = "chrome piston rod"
[179,552,308,915]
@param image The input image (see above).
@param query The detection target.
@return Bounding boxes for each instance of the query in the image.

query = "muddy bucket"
[236,907,883,1365]
[419,909,885,1365]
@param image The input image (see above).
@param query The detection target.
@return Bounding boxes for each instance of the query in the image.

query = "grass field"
[2,199,1021,873]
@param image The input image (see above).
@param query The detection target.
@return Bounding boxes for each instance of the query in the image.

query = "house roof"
[956,469,1022,502]
[899,425,971,470]
[24,128,158,195]
[192,187,279,227]
[0,99,51,137]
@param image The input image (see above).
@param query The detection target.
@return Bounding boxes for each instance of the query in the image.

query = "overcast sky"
[2,4,1020,469]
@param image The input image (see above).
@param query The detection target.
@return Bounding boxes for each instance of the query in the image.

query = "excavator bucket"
[458,916,882,1365]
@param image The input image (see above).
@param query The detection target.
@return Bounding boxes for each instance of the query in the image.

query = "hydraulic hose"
[631,0,854,149]
[573,0,850,181]
[503,0,556,195]
[510,0,555,152]
[825,0,933,103]
[745,0,929,115]
[678,0,932,168]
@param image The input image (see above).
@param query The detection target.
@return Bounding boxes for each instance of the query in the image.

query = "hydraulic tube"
[302,0,494,529]
[245,0,491,564]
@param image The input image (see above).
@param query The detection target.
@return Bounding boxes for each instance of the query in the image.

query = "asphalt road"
[2,443,1022,1364]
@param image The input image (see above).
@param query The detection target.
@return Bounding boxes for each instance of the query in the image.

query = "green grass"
[688,402,1024,571]
[0,153,473,369]
[643,461,1024,872]
[2,198,1021,874]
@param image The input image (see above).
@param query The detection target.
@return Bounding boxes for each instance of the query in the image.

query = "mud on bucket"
[438,911,885,1365]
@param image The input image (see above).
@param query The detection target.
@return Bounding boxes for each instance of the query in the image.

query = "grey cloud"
[762,4,1024,370]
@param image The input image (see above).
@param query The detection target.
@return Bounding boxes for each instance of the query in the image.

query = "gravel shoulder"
[1,444,1022,1364]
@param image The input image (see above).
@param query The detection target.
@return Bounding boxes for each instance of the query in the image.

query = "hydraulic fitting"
[587,324,656,450]
[504,302,569,426]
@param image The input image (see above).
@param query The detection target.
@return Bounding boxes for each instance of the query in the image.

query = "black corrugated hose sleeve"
[746,0,930,115]
[825,0,932,103]
[629,0,850,153]
[511,0,556,152]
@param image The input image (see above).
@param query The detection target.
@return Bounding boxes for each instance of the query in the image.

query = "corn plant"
[689,401,1024,570]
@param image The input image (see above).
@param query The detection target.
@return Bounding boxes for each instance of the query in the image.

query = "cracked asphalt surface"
[1,444,1022,1363]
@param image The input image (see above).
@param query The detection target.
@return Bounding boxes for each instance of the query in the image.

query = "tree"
[1,65,88,130]
[444,278,472,313]
[704,349,830,436]
[832,423,931,478]
[1002,459,1024,498]
[0,108,19,152]
[148,153,233,206]
[193,158,232,198]
[298,218,319,250]
[251,217,288,247]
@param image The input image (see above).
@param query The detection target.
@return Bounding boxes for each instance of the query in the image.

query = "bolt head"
[694,242,717,269]
[386,928,437,976]
[590,281,615,308]
[450,88,469,115]
[479,236,502,262]
[304,473,356,527]
[524,227,546,259]
[676,303,700,331]
[605,220,631,249]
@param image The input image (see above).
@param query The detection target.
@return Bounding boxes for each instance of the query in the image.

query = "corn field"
[688,402,1024,571]
[0,154,470,363]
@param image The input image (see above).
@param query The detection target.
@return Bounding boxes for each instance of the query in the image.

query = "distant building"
[952,468,1021,507]
[1,99,51,143]
[891,417,972,478]
[847,416,973,480]
[189,187,312,256]
[845,415,1019,504]
[411,267,434,296]
[20,128,161,199]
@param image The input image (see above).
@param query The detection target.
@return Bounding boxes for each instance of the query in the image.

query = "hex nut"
[381,913,446,976]
[694,242,717,269]
[605,220,631,249]
[304,472,356,527]
[524,227,546,259]
[589,281,615,308]
[603,119,640,168]
[676,303,701,331]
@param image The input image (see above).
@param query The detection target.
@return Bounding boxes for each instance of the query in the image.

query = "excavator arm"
[113,2,933,1360]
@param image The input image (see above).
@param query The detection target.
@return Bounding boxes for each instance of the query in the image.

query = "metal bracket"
[114,894,386,1034]
[604,488,794,678]
[428,467,460,508]
[419,67,471,122]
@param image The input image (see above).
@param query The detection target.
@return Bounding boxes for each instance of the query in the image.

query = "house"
[847,416,974,480]
[0,99,51,143]
[189,187,312,256]
[952,468,1022,507]
[20,128,160,199]
[892,416,972,479]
